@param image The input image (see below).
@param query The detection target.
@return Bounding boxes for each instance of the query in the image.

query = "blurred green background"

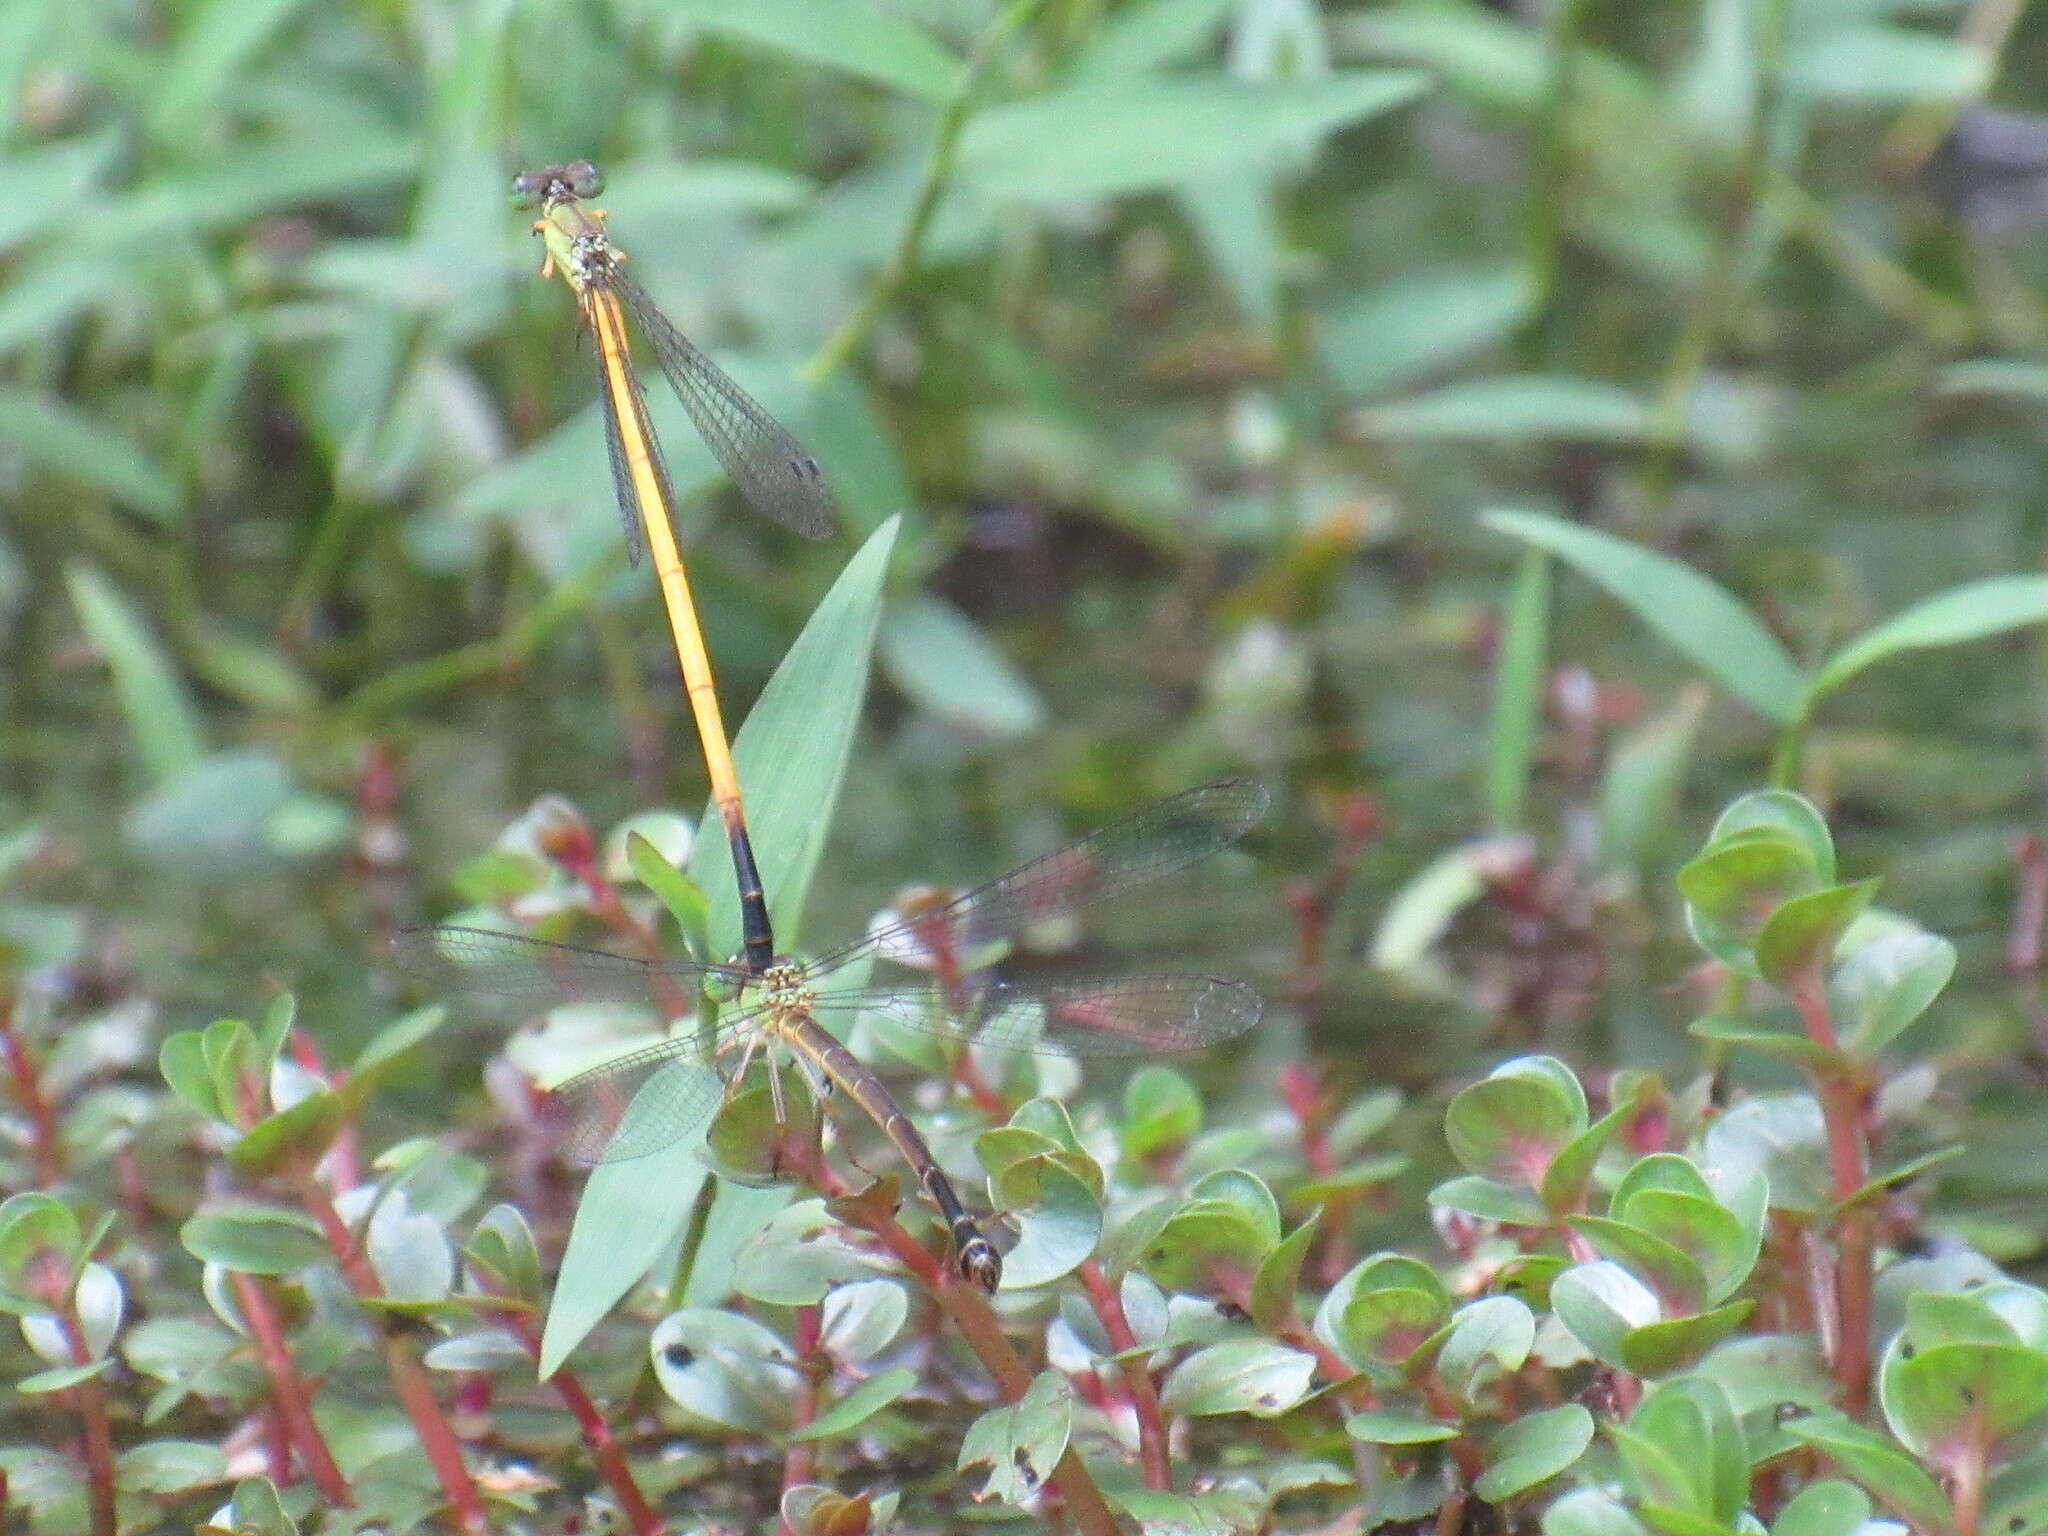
[7,0,2048,1168]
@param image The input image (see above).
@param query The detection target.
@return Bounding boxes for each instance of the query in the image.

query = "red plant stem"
[56,1311,116,1536]
[2008,831,2047,979]
[776,1304,826,1534]
[1951,1420,1989,1536]
[1,1003,64,1188]
[813,1166,1119,1536]
[1792,980,1874,1413]
[228,1272,353,1504]
[294,1177,494,1536]
[1075,1260,1171,1492]
[497,1311,662,1536]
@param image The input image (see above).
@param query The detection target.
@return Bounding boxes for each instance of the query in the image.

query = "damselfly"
[511,159,836,559]
[397,779,1270,1291]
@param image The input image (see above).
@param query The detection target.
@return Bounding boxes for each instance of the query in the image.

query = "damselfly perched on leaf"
[397,779,1269,1291]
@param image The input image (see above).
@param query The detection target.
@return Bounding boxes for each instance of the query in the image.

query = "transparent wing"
[812,975,1265,1058]
[589,291,659,568]
[390,926,746,1002]
[811,778,1270,977]
[536,1032,735,1164]
[610,269,836,541]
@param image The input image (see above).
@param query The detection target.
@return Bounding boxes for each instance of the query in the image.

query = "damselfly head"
[508,161,606,210]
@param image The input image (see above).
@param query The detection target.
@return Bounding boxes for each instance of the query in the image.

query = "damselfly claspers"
[396,779,1269,1291]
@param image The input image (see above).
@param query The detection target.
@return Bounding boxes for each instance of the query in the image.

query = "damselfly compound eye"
[566,160,605,198]
[508,171,546,209]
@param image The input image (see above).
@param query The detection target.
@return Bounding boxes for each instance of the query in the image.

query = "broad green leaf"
[1550,1262,1660,1367]
[1123,1066,1202,1160]
[1476,1403,1593,1500]
[1437,1295,1536,1402]
[227,1091,343,1177]
[1810,575,2048,703]
[1249,1214,1321,1333]
[1785,26,1988,103]
[960,72,1429,200]
[649,1309,798,1436]
[958,1371,1073,1505]
[1770,1481,1869,1536]
[1829,928,1956,1059]
[1361,376,1653,443]
[115,1440,230,1494]
[422,1329,530,1372]
[159,1032,222,1122]
[1484,509,1804,722]
[65,564,207,785]
[792,1367,918,1441]
[625,833,711,951]
[1444,1069,1582,1188]
[1544,1490,1654,1536]
[1568,1218,1706,1314]
[881,592,1045,739]
[1321,263,1537,399]
[0,389,179,521]
[687,516,899,957]
[1065,0,1234,80]
[1159,1338,1317,1417]
[179,1206,327,1275]
[1629,1378,1747,1524]
[464,1204,542,1308]
[666,0,961,100]
[818,1279,907,1365]
[1754,879,1881,990]
[1427,1174,1549,1226]
[994,1155,1102,1289]
[1679,832,1828,975]
[1619,1301,1754,1378]
[1487,550,1549,832]
[1783,1408,1951,1532]
[1882,1339,2048,1464]
[1347,1409,1457,1444]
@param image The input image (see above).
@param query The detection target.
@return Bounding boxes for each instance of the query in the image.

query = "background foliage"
[12,0,2048,1531]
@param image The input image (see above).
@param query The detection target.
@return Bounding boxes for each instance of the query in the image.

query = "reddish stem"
[228,1272,353,1504]
[1792,980,1874,1413]
[1,1002,64,1187]
[1950,1419,1989,1536]
[295,1177,495,1536]
[1075,1260,1171,1492]
[777,1304,825,1534]
[499,1310,662,1536]
[807,1162,1120,1536]
[56,1310,116,1536]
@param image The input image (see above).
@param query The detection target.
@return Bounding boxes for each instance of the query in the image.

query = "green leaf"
[1444,1068,1582,1188]
[1619,1301,1755,1378]
[1829,928,1956,1060]
[158,1031,222,1122]
[1159,1339,1317,1417]
[546,522,898,1373]
[1811,575,2048,703]
[1123,1065,1203,1161]
[1249,1214,1321,1333]
[0,389,179,521]
[464,1204,542,1308]
[1482,509,1804,722]
[1551,1262,1660,1367]
[1596,686,1708,877]
[792,1366,918,1441]
[958,1372,1073,1506]
[180,1205,328,1275]
[665,0,961,100]
[1783,1408,1952,1533]
[961,72,1430,200]
[1437,1295,1536,1402]
[422,1329,530,1372]
[1476,1403,1593,1500]
[1427,1174,1549,1225]
[1321,262,1537,399]
[1363,376,1654,444]
[1754,880,1882,991]
[993,1156,1102,1290]
[1882,1339,2048,1464]
[226,1090,344,1177]
[818,1279,907,1365]
[1688,1015,1840,1072]
[1568,1218,1706,1315]
[18,1359,114,1393]
[1487,551,1549,832]
[1785,25,1988,104]
[880,593,1045,739]
[65,563,207,784]
[1770,1481,1869,1536]
[348,1005,447,1093]
[1679,833,1829,975]
[649,1308,798,1436]
[1346,1409,1457,1444]
[152,0,315,136]
[626,832,711,949]
[1543,1490,1653,1536]
[114,1440,230,1494]
[1630,1378,1747,1524]
[216,1477,298,1536]
[686,516,899,958]
[1065,0,1234,80]
[1138,1199,1270,1294]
